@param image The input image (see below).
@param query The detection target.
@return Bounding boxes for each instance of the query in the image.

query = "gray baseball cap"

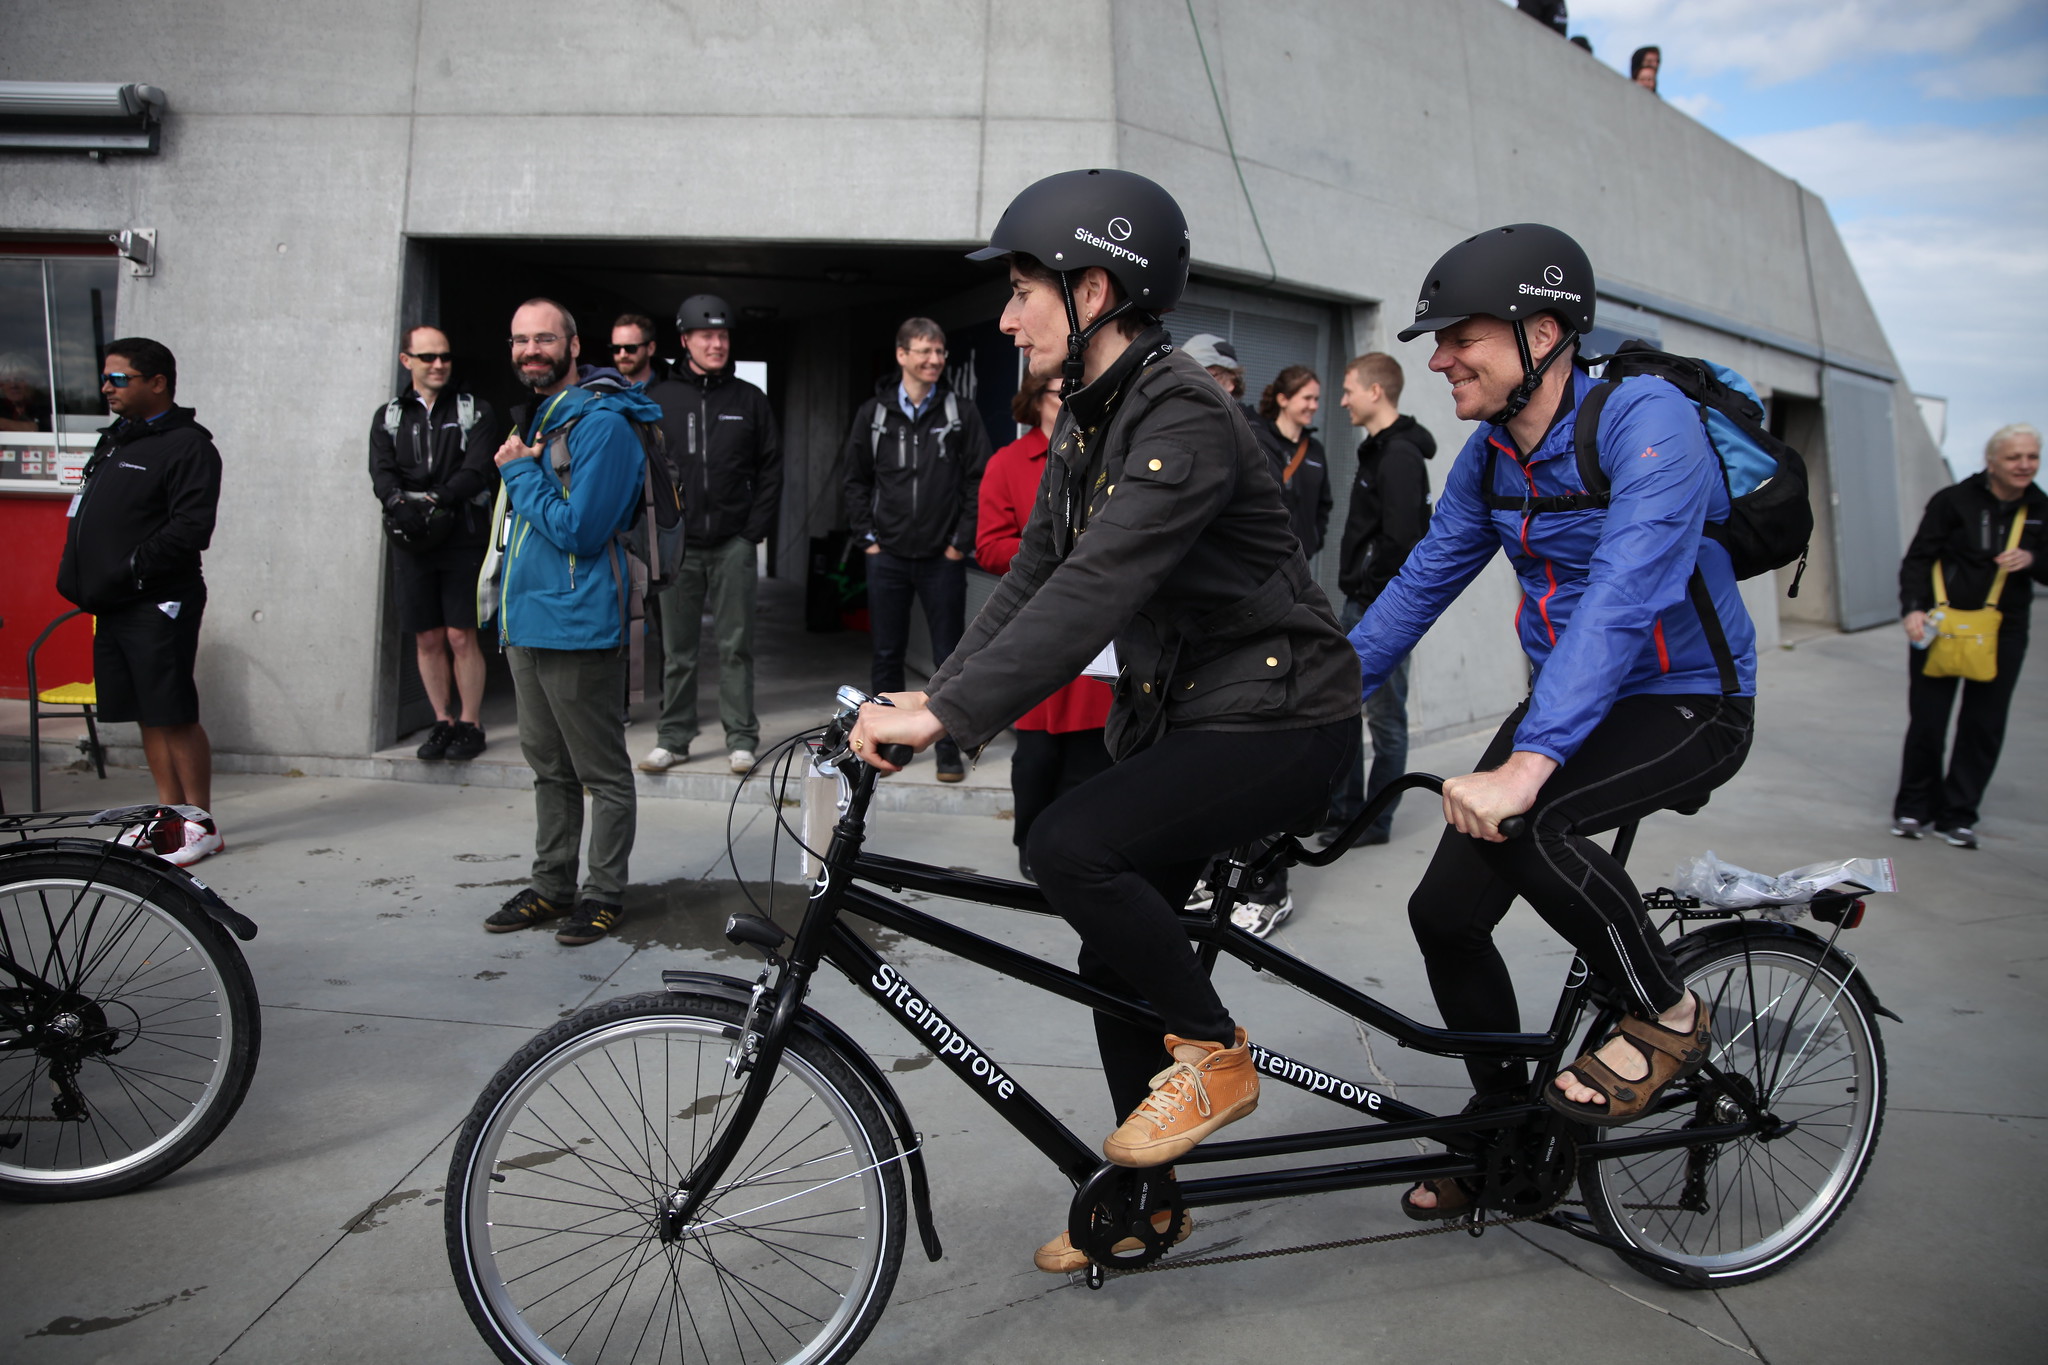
[1180,333,1241,371]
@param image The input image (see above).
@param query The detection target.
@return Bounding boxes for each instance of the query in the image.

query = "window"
[0,248,119,491]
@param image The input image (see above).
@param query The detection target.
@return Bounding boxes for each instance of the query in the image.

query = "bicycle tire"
[446,991,906,1365]
[1576,929,1886,1287]
[0,849,261,1200]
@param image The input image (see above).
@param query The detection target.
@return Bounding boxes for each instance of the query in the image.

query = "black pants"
[1009,728,1113,848]
[1027,720,1356,1121]
[1894,632,2028,829]
[1410,693,1753,1098]
[868,550,965,756]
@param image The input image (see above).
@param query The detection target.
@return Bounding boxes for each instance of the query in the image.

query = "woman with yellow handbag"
[1893,423,2046,847]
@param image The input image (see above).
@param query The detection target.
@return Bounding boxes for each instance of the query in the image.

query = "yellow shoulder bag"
[1923,508,2027,682]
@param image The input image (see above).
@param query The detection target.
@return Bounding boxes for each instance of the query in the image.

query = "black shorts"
[394,540,487,633]
[94,589,206,727]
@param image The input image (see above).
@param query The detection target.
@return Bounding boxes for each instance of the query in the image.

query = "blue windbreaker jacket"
[1352,368,1757,765]
[496,375,659,651]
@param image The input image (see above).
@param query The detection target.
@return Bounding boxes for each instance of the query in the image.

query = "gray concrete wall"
[3,0,1938,759]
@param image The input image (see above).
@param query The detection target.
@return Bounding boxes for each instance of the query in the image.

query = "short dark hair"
[103,336,176,399]
[896,317,945,351]
[1345,352,1404,406]
[612,313,657,345]
[1258,364,1319,422]
[1630,45,1660,78]
[401,323,447,353]
[1008,255,1147,340]
[1010,367,1056,426]
[515,297,578,340]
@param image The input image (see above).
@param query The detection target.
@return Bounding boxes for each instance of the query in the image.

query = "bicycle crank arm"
[1536,1210,1709,1287]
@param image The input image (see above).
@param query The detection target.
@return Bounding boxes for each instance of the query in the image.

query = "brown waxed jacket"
[924,328,1360,758]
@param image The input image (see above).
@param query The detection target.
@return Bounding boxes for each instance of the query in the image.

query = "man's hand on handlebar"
[1442,751,1556,842]
[848,692,945,772]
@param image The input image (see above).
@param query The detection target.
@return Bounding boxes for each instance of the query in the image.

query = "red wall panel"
[1,495,92,699]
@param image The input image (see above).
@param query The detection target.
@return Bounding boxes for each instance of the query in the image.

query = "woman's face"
[1280,379,1320,428]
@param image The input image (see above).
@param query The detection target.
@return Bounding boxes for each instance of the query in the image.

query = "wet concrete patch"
[345,1187,422,1232]
[28,1287,205,1338]
[614,877,904,958]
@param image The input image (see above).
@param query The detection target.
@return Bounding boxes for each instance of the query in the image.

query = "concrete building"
[0,0,1943,768]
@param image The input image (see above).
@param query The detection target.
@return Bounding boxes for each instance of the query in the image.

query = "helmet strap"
[1488,318,1578,427]
[1058,270,1139,396]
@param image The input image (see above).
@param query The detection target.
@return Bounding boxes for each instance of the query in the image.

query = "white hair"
[1985,422,2041,461]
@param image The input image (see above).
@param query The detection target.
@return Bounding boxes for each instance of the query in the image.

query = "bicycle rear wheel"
[0,849,261,1200]
[446,991,905,1365]
[1577,930,1885,1287]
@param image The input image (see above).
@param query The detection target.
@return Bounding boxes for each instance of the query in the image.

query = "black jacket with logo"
[924,328,1360,759]
[57,407,222,613]
[366,386,499,545]
[1336,413,1437,605]
[841,376,993,559]
[646,367,781,545]
[1250,414,1333,558]
[1898,471,2048,627]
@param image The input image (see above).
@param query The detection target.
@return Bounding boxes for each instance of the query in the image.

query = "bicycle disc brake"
[1473,1116,1577,1217]
[1069,1164,1187,1270]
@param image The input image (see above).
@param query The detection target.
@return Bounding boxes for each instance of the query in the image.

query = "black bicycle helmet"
[676,294,733,332]
[1397,223,1595,425]
[969,168,1191,388]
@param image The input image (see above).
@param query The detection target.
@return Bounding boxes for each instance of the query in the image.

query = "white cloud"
[1914,41,2048,99]
[1564,0,2028,86]
[1736,117,2048,215]
[1663,91,1719,120]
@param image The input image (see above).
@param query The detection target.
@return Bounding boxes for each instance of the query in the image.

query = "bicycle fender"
[1675,919,1899,1023]
[0,837,259,942]
[661,969,945,1262]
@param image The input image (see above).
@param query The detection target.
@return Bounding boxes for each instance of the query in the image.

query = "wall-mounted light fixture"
[0,81,167,155]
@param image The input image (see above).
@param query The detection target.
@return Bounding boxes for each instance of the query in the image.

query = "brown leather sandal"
[1400,1176,1475,1222]
[1545,995,1713,1128]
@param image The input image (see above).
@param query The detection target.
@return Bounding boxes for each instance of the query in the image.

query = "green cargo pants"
[654,534,759,754]
[509,645,636,906]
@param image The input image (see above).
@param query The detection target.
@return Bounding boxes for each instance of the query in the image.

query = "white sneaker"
[637,746,686,773]
[163,815,224,867]
[1230,893,1293,939]
[729,749,757,775]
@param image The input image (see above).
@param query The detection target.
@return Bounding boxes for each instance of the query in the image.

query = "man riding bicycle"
[1355,225,1758,1218]
[848,169,1360,1269]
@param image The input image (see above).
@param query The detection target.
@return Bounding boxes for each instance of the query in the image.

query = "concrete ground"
[2,618,2043,1364]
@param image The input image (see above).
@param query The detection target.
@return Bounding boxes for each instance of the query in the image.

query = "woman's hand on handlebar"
[1442,751,1556,842]
[848,693,945,772]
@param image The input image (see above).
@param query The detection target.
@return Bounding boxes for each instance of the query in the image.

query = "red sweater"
[977,427,1114,733]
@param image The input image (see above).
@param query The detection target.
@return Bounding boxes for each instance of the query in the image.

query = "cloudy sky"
[1534,0,2047,478]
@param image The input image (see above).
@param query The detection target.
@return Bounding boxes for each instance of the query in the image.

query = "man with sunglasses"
[367,324,499,761]
[57,337,225,865]
[607,314,668,387]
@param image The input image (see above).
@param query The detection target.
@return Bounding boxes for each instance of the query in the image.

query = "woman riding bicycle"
[848,170,1360,1267]
[1356,225,1758,1217]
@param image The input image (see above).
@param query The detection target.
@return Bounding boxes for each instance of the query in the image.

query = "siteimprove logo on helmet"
[1075,222,1150,269]
[1520,264,1582,304]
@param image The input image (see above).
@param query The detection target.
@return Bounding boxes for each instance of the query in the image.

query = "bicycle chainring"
[1473,1115,1578,1216]
[1069,1165,1188,1270]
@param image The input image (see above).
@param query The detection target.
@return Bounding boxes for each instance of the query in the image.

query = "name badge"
[66,495,82,518]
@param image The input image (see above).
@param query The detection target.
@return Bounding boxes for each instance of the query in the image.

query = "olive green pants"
[509,645,636,907]
[654,535,759,754]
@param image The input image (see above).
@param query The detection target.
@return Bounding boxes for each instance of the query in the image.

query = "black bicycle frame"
[667,751,1760,1232]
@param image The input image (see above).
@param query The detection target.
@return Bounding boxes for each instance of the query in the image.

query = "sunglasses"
[405,351,453,364]
[100,371,137,388]
[611,342,650,353]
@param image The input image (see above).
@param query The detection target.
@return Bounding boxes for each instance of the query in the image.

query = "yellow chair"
[27,609,106,812]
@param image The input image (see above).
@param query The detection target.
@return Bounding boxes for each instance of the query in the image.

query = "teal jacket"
[495,376,659,651]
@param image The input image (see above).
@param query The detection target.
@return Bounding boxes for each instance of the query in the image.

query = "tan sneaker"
[1103,1028,1258,1167]
[1034,1207,1194,1273]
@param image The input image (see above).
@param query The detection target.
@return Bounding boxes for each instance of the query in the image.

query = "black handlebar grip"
[874,743,914,769]
[1498,814,1529,840]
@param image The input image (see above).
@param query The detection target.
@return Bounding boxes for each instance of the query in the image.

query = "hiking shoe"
[1230,892,1293,939]
[935,746,965,783]
[1937,825,1979,849]
[1890,816,1928,840]
[416,720,455,760]
[728,749,757,775]
[484,888,563,933]
[638,746,686,773]
[556,899,623,946]
[1035,1207,1194,1273]
[1103,1028,1258,1167]
[445,722,487,761]
[163,815,224,867]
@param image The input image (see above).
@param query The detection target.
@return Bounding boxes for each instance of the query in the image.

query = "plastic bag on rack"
[1671,851,1898,909]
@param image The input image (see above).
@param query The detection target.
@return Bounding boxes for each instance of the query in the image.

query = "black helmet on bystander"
[675,294,733,332]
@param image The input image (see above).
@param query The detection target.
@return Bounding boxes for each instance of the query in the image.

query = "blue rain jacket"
[1352,368,1757,765]
[497,375,659,651]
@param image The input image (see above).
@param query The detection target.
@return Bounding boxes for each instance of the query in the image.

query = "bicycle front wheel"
[0,849,261,1200]
[447,991,906,1365]
[1577,930,1886,1287]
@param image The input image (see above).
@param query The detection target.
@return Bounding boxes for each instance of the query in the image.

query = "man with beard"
[478,298,662,947]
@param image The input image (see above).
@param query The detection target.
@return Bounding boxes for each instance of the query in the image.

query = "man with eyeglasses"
[840,317,992,781]
[57,337,224,865]
[367,324,499,762]
[638,294,782,778]
[607,313,668,387]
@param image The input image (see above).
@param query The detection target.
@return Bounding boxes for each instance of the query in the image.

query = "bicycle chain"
[1106,1206,1556,1277]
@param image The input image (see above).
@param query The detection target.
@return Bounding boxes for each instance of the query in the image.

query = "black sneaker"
[1936,825,1979,849]
[556,899,623,946]
[445,722,487,761]
[935,744,966,783]
[484,888,563,933]
[416,720,455,760]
